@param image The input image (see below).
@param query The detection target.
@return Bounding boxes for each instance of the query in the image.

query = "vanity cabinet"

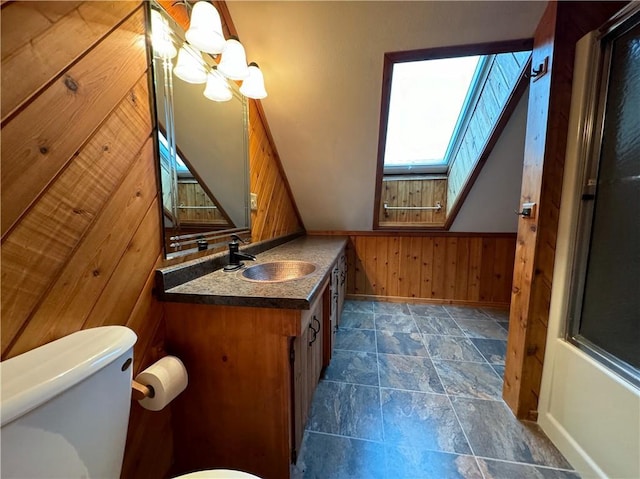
[324,248,347,363]
[164,282,329,479]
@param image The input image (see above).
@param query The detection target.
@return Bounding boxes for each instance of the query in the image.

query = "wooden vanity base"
[164,286,327,479]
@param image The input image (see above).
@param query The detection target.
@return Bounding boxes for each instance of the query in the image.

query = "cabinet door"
[292,299,324,462]
[323,283,334,369]
[332,263,340,330]
[307,301,323,394]
[292,326,311,461]
[337,251,347,326]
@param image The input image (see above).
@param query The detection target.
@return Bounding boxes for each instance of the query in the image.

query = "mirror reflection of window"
[148,2,251,258]
[158,131,235,249]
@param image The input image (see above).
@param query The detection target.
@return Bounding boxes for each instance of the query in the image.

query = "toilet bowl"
[0,327,262,479]
[176,471,260,478]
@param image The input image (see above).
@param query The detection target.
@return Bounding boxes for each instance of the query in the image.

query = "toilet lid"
[174,470,261,479]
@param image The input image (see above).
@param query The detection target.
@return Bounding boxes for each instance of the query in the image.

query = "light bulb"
[240,62,267,99]
[173,43,207,84]
[185,2,225,54]
[218,37,249,80]
[204,70,232,102]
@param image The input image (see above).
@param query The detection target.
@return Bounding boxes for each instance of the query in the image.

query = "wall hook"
[530,57,549,82]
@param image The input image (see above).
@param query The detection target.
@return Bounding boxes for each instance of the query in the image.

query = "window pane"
[384,56,480,167]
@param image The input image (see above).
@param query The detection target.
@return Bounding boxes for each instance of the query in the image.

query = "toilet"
[0,326,260,479]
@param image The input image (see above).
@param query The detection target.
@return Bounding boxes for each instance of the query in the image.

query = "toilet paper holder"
[129,355,188,410]
[131,380,155,400]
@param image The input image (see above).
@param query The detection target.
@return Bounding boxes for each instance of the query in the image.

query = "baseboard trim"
[538,412,606,479]
[345,294,510,309]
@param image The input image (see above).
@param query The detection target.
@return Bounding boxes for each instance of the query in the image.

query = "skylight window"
[383,55,481,174]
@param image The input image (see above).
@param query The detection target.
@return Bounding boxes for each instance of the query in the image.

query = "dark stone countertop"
[160,236,348,309]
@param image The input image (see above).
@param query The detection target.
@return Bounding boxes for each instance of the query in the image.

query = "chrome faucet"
[223,234,256,272]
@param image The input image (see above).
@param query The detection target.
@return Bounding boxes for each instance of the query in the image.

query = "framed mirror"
[148,2,250,259]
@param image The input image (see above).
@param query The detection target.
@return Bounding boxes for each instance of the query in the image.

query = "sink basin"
[241,261,317,282]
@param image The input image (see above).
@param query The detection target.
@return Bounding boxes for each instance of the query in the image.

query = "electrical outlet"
[250,193,258,211]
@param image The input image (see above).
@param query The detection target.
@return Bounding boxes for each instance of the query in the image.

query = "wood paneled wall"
[336,232,515,306]
[503,1,627,420]
[378,177,447,227]
[248,99,303,241]
[177,181,231,226]
[1,2,171,478]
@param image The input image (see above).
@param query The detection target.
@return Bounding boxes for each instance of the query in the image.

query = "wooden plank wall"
[339,233,515,306]
[248,99,303,241]
[1,2,169,478]
[177,181,231,226]
[503,1,627,420]
[378,177,447,227]
[1,1,301,475]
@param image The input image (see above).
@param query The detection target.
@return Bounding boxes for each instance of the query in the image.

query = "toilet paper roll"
[135,356,188,411]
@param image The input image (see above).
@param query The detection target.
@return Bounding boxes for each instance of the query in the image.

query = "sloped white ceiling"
[227,1,546,231]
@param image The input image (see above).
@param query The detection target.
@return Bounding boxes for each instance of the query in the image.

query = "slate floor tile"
[492,364,506,378]
[433,360,503,400]
[423,334,486,362]
[456,319,508,340]
[477,458,581,479]
[381,388,471,454]
[377,331,428,356]
[385,445,482,479]
[444,305,492,320]
[334,328,377,353]
[470,338,507,364]
[452,397,573,468]
[374,313,419,333]
[296,431,387,479]
[481,307,511,321]
[497,320,510,331]
[414,315,465,336]
[408,303,447,317]
[343,300,374,313]
[340,310,375,329]
[374,301,411,315]
[307,381,382,441]
[302,300,578,479]
[323,350,379,386]
[378,353,444,393]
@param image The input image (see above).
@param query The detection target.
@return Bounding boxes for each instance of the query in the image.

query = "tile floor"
[293,300,579,479]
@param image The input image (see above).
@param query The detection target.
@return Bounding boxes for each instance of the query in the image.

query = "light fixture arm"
[151,1,267,100]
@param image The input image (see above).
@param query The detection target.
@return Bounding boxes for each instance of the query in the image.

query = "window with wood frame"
[373,40,532,230]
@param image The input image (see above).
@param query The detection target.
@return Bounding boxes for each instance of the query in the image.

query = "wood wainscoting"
[378,177,447,228]
[311,232,516,307]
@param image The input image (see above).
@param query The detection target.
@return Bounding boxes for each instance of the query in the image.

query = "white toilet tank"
[1,326,137,479]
